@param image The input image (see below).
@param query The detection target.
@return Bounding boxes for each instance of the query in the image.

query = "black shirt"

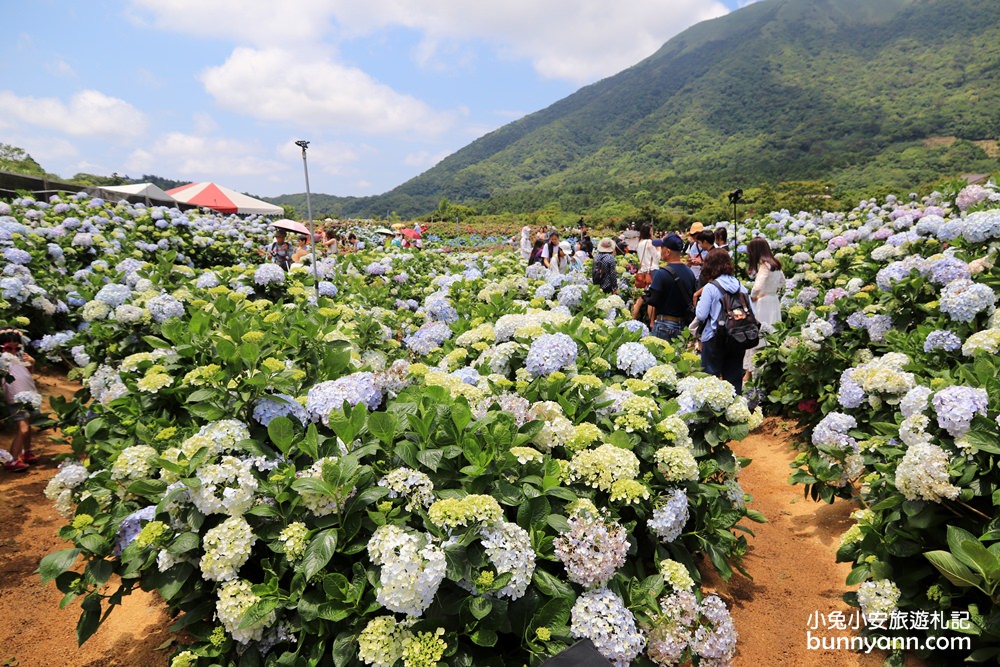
[646,262,696,317]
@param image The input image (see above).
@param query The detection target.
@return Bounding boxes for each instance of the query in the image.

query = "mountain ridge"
[269,0,1000,217]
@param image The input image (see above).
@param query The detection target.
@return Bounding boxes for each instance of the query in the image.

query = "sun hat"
[597,237,615,253]
[559,241,572,253]
[652,234,685,251]
[688,221,704,235]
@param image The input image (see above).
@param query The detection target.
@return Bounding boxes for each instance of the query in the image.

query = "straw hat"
[597,237,615,253]
[688,221,704,235]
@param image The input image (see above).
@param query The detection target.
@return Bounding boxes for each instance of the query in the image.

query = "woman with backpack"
[694,249,756,394]
[592,238,618,294]
[743,237,786,381]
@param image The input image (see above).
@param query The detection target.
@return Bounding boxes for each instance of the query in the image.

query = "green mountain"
[271,0,1000,217]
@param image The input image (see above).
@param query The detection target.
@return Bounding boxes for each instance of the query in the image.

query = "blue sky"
[1,0,758,199]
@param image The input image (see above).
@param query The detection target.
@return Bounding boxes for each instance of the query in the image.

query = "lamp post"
[295,140,319,294]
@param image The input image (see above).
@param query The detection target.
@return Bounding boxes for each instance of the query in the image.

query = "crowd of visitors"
[521,220,782,394]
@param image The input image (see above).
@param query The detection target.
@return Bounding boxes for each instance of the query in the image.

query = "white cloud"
[127,132,286,178]
[0,89,148,139]
[128,0,335,46]
[403,150,449,168]
[200,47,456,136]
[47,59,76,78]
[276,138,364,176]
[328,1,732,83]
[130,1,733,84]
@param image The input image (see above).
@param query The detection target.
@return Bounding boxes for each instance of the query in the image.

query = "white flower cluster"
[570,588,646,667]
[846,352,915,401]
[616,342,658,377]
[44,462,90,517]
[358,616,412,667]
[378,467,435,512]
[526,401,574,451]
[110,444,158,481]
[649,489,690,544]
[567,444,640,492]
[479,521,536,600]
[642,363,679,389]
[655,415,692,448]
[962,328,1000,356]
[554,511,629,588]
[277,522,309,562]
[857,579,901,621]
[895,442,960,502]
[296,457,357,516]
[367,525,446,617]
[12,390,42,410]
[654,446,699,483]
[676,376,737,416]
[216,579,275,644]
[189,456,258,516]
[200,516,256,581]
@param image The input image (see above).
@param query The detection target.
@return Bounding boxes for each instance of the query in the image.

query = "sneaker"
[4,458,29,472]
[20,451,39,464]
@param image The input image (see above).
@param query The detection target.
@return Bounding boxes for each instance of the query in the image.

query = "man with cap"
[645,233,697,341]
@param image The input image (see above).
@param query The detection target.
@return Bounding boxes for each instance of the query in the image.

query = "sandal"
[4,458,29,472]
[20,451,39,464]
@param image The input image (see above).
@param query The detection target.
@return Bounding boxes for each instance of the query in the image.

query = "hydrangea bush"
[3,194,763,666]
[746,184,1000,661]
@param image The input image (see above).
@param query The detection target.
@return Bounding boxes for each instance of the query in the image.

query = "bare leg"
[17,419,31,456]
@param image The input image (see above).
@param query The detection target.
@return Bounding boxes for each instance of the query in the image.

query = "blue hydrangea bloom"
[525,333,578,377]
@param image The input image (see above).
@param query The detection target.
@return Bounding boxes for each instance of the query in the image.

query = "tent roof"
[165,182,282,215]
[100,183,177,204]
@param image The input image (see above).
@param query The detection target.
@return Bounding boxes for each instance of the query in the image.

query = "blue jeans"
[652,319,684,341]
[701,334,745,394]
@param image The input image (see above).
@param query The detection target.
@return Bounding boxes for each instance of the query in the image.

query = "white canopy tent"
[99,183,178,206]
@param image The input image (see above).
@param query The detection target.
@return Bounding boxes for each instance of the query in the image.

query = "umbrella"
[372,227,394,235]
[271,219,311,235]
[391,223,405,229]
[401,228,422,239]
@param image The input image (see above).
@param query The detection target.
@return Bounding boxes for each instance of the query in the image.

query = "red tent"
[165,182,282,215]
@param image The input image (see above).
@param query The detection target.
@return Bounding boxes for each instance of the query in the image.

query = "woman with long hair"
[635,224,658,289]
[693,249,754,393]
[743,237,786,379]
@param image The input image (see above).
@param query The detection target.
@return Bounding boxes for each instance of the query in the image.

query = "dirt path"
[0,370,174,667]
[714,420,925,667]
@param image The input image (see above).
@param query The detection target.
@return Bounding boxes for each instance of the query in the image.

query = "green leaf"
[470,596,492,620]
[533,569,574,600]
[142,335,172,349]
[239,598,280,630]
[167,532,201,555]
[470,627,498,647]
[300,529,338,580]
[185,388,217,403]
[76,593,102,645]
[924,550,983,589]
[417,448,443,472]
[267,416,295,455]
[331,632,357,667]
[367,412,398,446]
[126,479,168,498]
[40,548,82,584]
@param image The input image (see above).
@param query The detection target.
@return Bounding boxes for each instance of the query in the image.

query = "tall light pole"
[295,140,319,293]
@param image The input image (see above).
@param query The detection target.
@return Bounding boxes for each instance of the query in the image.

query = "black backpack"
[710,280,760,350]
[592,257,609,286]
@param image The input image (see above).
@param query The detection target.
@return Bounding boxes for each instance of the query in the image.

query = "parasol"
[271,219,311,235]
[390,223,405,229]
[372,227,394,235]
[401,228,422,239]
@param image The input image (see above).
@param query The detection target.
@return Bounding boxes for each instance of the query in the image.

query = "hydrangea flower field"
[1,182,999,665]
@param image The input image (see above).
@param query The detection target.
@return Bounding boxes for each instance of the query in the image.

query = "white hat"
[559,241,572,253]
